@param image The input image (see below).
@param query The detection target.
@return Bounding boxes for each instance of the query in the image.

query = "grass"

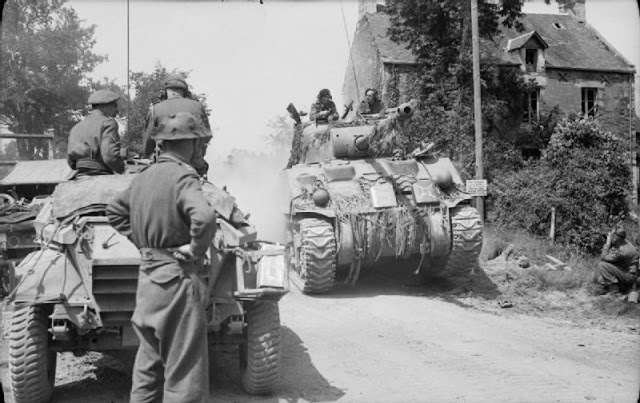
[473,223,640,330]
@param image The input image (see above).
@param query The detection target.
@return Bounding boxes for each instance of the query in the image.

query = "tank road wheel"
[446,205,483,275]
[9,305,56,403]
[239,301,281,395]
[290,218,337,294]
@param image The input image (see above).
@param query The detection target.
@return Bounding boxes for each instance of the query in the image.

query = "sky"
[68,0,640,161]
[69,0,361,162]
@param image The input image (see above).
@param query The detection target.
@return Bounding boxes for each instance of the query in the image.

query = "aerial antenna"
[126,0,130,149]
[340,0,360,107]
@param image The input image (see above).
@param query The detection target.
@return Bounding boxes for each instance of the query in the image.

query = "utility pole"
[471,0,484,221]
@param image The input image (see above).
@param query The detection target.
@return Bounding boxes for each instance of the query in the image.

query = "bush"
[490,115,632,254]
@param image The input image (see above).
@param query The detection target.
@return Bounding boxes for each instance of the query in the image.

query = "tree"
[384,0,547,180]
[127,63,210,154]
[0,0,106,159]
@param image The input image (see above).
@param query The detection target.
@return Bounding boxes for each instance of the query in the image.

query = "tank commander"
[142,74,211,177]
[67,89,125,177]
[356,88,386,118]
[593,225,639,295]
[107,112,216,403]
[309,88,339,123]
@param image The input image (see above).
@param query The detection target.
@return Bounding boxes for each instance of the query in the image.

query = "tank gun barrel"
[385,99,417,120]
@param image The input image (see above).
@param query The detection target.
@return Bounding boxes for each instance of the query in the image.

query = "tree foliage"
[127,63,210,154]
[0,0,106,158]
[384,0,545,180]
[490,115,631,254]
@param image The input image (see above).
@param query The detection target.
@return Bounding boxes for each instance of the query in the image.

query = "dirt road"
[2,266,639,403]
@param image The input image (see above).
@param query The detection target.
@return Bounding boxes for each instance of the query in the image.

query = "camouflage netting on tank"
[286,118,411,168]
[52,174,137,219]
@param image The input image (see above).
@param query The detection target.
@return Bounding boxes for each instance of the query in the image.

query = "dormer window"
[553,22,564,29]
[525,49,537,71]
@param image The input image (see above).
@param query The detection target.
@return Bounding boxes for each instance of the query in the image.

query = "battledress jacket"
[309,100,339,122]
[106,154,216,270]
[357,99,385,116]
[143,97,211,157]
[600,239,639,274]
[67,110,125,174]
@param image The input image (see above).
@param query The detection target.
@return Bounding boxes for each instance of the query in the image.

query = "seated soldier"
[356,88,386,118]
[593,225,639,294]
[309,89,339,123]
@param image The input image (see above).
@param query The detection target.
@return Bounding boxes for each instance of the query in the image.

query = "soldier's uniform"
[107,112,216,403]
[309,100,339,123]
[595,231,639,291]
[357,98,385,116]
[142,75,211,176]
[67,90,125,176]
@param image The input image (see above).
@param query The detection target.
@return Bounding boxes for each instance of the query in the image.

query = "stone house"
[342,7,637,196]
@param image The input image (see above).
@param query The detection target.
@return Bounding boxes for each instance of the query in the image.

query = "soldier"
[309,88,339,123]
[106,112,216,403]
[356,88,386,118]
[67,89,125,177]
[142,74,211,177]
[593,225,639,295]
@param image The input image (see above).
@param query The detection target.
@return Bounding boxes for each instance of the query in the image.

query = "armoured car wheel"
[239,301,281,395]
[446,205,483,275]
[9,305,56,403]
[290,218,337,294]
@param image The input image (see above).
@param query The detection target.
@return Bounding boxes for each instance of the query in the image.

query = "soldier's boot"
[608,283,620,294]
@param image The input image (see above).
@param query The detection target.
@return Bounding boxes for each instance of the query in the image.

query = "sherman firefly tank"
[282,101,482,294]
[4,167,288,402]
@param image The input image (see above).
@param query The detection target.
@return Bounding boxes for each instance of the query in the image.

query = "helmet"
[164,74,188,90]
[88,89,120,105]
[151,112,212,141]
[318,88,331,99]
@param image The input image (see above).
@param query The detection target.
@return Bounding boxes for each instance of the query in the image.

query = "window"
[522,89,539,123]
[581,87,598,117]
[525,49,537,72]
[522,147,541,160]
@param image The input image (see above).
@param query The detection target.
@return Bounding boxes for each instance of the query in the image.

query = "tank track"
[291,218,337,294]
[446,205,483,275]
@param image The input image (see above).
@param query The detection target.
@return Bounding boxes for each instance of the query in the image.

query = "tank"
[4,164,288,403]
[282,101,482,294]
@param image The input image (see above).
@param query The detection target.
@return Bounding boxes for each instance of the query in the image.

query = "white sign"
[466,180,488,196]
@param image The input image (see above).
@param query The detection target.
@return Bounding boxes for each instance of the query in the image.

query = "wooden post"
[549,207,556,241]
[471,0,484,221]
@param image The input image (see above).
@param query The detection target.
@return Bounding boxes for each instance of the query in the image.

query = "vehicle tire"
[290,217,336,294]
[9,305,56,403]
[446,205,483,275]
[239,301,281,395]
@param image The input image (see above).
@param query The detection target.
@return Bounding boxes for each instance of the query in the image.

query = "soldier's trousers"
[594,261,637,287]
[129,259,209,403]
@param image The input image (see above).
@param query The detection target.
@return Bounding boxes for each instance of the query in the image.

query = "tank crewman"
[143,74,211,177]
[106,112,216,403]
[309,88,339,123]
[67,89,125,177]
[593,225,639,295]
[356,88,386,118]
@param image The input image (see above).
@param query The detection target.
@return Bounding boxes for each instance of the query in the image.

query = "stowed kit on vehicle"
[5,171,288,403]
[283,101,483,294]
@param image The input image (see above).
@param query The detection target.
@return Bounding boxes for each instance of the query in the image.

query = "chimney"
[559,0,586,23]
[358,0,383,19]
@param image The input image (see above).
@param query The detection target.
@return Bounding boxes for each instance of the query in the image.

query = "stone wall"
[541,69,635,141]
[342,18,385,109]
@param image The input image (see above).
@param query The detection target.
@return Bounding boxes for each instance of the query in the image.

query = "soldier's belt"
[140,248,177,261]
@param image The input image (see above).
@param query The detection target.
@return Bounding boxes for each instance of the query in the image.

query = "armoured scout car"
[282,102,483,294]
[5,169,288,403]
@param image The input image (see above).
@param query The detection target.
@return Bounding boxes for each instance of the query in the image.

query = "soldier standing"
[143,74,211,177]
[67,89,125,177]
[106,112,216,403]
[309,88,339,123]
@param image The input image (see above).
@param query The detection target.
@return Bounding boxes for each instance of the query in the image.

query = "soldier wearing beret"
[143,74,211,177]
[309,88,339,123]
[67,89,125,177]
[107,112,216,403]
